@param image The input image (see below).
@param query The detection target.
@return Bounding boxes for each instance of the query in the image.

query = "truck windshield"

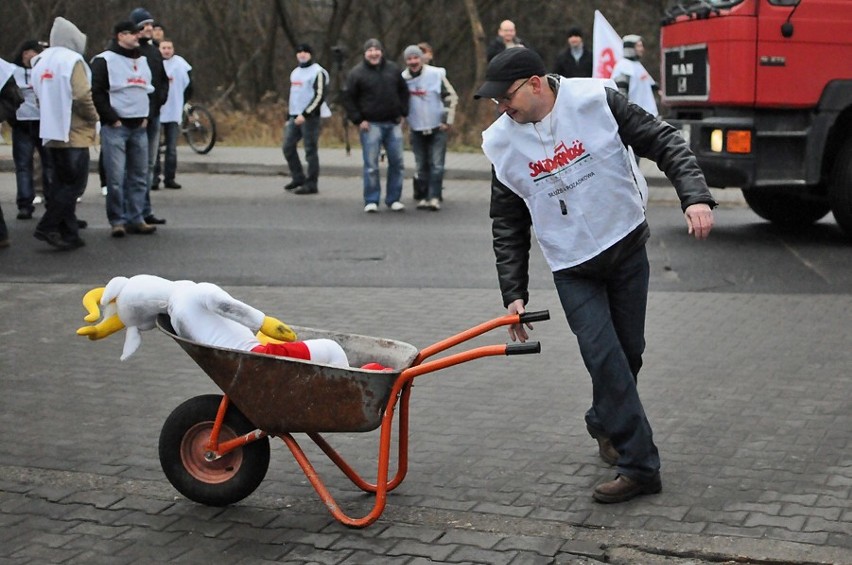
[663,0,745,20]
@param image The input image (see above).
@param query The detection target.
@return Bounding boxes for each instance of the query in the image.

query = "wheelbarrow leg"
[278,381,413,528]
[307,381,412,494]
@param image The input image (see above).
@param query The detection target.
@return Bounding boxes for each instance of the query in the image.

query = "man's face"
[364,47,382,65]
[117,29,140,49]
[498,22,516,42]
[568,36,583,49]
[152,26,164,42]
[296,51,311,64]
[138,21,153,39]
[406,54,422,73]
[159,40,174,59]
[494,77,535,123]
[635,40,645,58]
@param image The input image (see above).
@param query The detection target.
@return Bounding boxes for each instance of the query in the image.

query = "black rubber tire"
[741,188,830,230]
[183,105,217,154]
[829,138,852,237]
[159,394,269,506]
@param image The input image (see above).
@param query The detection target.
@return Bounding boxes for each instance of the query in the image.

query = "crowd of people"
[283,37,459,214]
[0,7,192,250]
[1,15,662,246]
[283,19,656,215]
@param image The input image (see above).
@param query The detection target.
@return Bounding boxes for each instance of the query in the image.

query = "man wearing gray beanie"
[342,38,410,213]
[610,35,658,116]
[402,43,458,211]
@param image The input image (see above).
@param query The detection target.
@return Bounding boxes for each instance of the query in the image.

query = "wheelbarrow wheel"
[159,394,270,506]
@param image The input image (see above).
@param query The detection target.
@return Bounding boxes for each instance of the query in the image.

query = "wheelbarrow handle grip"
[506,341,541,355]
[519,310,550,323]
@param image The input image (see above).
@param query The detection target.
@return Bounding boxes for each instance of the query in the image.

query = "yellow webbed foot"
[259,315,297,342]
[76,314,126,341]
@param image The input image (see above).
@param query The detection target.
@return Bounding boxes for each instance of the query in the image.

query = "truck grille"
[663,44,709,100]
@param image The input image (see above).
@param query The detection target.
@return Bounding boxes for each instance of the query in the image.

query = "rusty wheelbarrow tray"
[156,310,549,528]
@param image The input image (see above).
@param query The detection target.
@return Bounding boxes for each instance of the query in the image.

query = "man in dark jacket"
[129,6,168,225]
[486,20,534,62]
[342,38,409,212]
[476,49,716,504]
[0,57,25,247]
[553,27,592,78]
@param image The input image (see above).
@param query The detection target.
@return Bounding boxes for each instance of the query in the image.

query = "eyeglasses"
[490,77,530,105]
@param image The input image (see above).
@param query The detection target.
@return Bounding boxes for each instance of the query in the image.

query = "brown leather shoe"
[593,474,662,504]
[587,425,619,466]
[126,222,157,235]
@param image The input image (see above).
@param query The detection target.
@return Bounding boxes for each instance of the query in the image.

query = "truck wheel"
[829,138,852,237]
[741,188,830,229]
[159,395,270,506]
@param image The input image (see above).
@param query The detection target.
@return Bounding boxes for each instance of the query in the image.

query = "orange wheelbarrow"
[155,310,550,528]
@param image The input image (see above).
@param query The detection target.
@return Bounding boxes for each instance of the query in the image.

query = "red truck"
[660,0,852,235]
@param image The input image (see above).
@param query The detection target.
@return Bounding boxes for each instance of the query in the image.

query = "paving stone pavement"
[0,143,846,564]
[0,283,850,564]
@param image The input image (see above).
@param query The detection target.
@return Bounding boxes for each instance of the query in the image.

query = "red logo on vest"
[529,140,586,178]
[40,69,54,80]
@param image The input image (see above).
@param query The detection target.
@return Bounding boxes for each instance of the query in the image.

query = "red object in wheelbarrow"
[155,309,550,528]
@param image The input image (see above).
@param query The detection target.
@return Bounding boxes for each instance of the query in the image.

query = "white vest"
[31,47,89,143]
[95,50,153,118]
[0,58,14,88]
[405,65,445,131]
[611,58,658,116]
[482,78,648,271]
[161,55,192,123]
[288,63,329,116]
[13,65,40,121]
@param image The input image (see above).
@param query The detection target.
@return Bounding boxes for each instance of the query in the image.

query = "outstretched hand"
[684,203,714,240]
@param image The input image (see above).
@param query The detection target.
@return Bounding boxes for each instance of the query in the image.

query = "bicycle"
[181,103,216,154]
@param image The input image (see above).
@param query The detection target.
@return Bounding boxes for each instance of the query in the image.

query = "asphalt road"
[2,172,851,296]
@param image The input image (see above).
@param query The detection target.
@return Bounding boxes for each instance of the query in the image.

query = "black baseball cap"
[474,48,547,99]
[113,21,140,35]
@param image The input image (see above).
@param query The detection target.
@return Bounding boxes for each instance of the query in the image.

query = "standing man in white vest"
[90,20,156,238]
[611,35,658,117]
[476,48,715,503]
[10,39,50,221]
[30,17,98,251]
[283,43,329,196]
[0,57,24,248]
[156,37,192,190]
[402,44,458,211]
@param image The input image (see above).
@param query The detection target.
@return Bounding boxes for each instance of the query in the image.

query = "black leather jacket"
[489,85,717,308]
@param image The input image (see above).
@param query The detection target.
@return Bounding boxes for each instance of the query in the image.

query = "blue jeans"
[552,244,660,481]
[12,120,52,214]
[155,121,179,182]
[142,115,160,217]
[101,124,148,226]
[37,147,89,241]
[282,115,321,190]
[0,202,7,241]
[410,128,447,201]
[360,122,403,206]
